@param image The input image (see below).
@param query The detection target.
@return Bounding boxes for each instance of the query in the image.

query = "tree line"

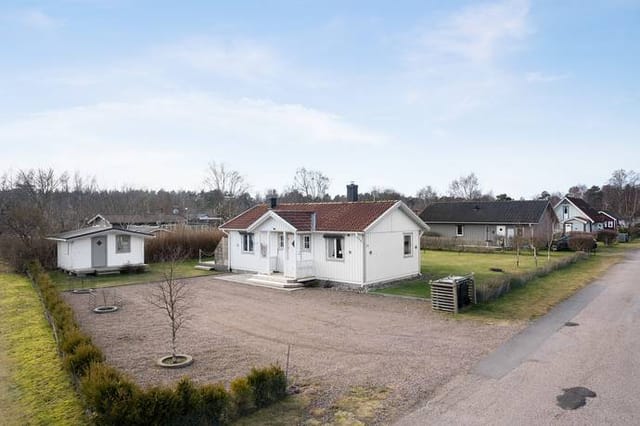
[1,165,638,270]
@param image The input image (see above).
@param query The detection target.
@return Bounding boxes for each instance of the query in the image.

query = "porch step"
[250,274,298,284]
[247,278,304,288]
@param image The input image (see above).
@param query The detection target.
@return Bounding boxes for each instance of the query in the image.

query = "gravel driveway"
[63,276,519,423]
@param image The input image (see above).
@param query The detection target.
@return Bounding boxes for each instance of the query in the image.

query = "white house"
[219,185,429,288]
[553,196,619,234]
[47,221,154,275]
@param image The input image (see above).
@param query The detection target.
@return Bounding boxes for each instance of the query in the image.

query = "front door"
[564,223,572,234]
[91,236,107,267]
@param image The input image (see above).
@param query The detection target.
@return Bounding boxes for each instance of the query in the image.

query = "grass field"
[372,249,572,299]
[49,259,219,290]
[466,241,640,321]
[0,271,86,425]
[373,243,640,321]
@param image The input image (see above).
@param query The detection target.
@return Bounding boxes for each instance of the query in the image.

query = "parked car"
[551,234,598,251]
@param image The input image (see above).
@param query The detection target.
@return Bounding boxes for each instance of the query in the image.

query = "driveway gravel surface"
[63,277,519,422]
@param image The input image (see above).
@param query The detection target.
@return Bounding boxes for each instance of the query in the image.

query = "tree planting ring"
[72,288,94,294]
[156,354,193,368]
[93,305,118,314]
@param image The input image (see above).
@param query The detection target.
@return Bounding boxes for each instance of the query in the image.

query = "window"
[303,235,311,250]
[456,225,464,236]
[326,236,344,260]
[516,227,523,237]
[403,234,413,256]
[116,235,131,253]
[242,233,254,253]
[279,234,284,248]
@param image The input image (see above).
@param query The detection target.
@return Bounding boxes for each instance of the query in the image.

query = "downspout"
[418,230,424,276]
[362,232,367,286]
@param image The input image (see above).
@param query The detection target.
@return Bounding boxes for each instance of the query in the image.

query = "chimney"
[267,190,278,209]
[346,182,358,202]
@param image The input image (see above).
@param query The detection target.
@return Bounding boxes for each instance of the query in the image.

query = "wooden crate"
[431,274,476,314]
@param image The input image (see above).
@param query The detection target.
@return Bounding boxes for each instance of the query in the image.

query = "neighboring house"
[219,184,429,288]
[46,221,154,275]
[87,213,187,229]
[420,200,558,247]
[553,197,620,234]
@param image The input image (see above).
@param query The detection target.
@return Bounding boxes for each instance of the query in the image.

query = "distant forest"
[1,164,638,270]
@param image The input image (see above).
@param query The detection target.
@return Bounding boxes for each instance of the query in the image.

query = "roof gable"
[47,226,154,241]
[556,197,599,222]
[221,201,402,232]
[420,200,551,224]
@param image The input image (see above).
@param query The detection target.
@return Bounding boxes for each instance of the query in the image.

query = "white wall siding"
[228,231,269,273]
[106,234,145,266]
[365,208,421,284]
[312,233,363,285]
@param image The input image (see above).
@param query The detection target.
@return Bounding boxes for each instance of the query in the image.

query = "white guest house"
[219,184,429,288]
[47,217,154,275]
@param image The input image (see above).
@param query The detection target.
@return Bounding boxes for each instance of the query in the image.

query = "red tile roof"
[220,201,398,232]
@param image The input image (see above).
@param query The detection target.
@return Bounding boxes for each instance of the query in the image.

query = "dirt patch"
[63,276,520,423]
[556,386,597,410]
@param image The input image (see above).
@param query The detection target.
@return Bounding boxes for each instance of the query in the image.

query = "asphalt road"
[398,249,640,426]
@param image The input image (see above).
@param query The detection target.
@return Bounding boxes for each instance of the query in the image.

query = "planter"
[93,305,118,314]
[72,288,94,294]
[156,354,193,369]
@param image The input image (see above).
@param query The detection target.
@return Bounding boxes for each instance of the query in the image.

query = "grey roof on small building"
[47,225,154,241]
[420,200,551,224]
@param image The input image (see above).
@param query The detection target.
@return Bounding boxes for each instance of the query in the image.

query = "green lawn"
[467,241,640,321]
[0,271,86,425]
[373,249,572,299]
[372,242,640,321]
[372,279,431,299]
[49,259,219,290]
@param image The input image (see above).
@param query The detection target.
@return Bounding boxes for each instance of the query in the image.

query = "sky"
[1,0,639,199]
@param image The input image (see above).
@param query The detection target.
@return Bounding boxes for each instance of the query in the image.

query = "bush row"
[27,262,287,425]
[145,228,224,263]
[476,252,587,302]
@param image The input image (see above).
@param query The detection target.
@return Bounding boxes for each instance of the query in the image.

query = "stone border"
[93,305,118,314]
[156,354,194,369]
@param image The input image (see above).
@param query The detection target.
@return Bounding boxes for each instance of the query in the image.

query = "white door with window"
[564,223,572,234]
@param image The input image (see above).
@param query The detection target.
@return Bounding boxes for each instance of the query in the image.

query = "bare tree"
[416,186,438,209]
[147,248,191,363]
[204,161,249,197]
[448,173,482,200]
[292,167,330,200]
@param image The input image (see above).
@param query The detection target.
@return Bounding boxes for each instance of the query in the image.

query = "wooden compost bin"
[431,274,476,314]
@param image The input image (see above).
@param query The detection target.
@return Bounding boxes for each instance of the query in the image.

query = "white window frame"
[116,235,131,254]
[403,233,413,257]
[302,235,311,251]
[326,236,344,261]
[456,224,464,237]
[242,233,254,253]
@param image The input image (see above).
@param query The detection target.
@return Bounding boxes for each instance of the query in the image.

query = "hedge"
[27,262,287,425]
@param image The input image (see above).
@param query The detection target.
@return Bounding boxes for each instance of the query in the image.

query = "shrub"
[60,328,92,354]
[596,230,617,245]
[145,228,224,263]
[200,383,232,425]
[230,377,253,416]
[567,232,597,252]
[63,342,105,377]
[247,365,287,408]
[134,386,180,425]
[80,362,139,425]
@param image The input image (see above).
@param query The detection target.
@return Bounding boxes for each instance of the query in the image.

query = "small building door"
[91,236,107,267]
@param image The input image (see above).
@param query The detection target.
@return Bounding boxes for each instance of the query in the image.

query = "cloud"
[525,71,569,83]
[417,0,531,64]
[154,38,281,81]
[13,8,62,30]
[0,94,387,189]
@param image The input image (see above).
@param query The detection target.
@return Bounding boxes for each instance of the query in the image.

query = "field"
[0,270,85,425]
[49,259,219,291]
